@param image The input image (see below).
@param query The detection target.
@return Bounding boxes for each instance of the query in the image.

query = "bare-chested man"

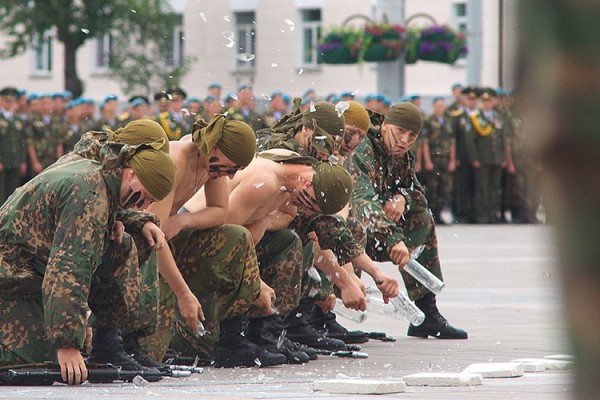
[140,115,286,368]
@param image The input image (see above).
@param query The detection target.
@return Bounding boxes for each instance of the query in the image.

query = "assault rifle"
[0,362,190,386]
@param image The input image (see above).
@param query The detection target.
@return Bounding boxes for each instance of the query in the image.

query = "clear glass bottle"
[332,298,367,323]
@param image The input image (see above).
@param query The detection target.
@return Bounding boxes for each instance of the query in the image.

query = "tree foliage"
[0,0,191,97]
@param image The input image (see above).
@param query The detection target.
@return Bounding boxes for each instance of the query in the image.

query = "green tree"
[109,12,196,96]
[0,0,179,98]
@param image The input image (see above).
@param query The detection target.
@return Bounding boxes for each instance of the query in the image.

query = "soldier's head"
[270,91,287,113]
[462,86,479,110]
[186,97,201,115]
[381,102,424,156]
[203,95,223,118]
[479,87,497,111]
[167,86,187,113]
[100,94,119,116]
[154,91,171,113]
[301,101,346,145]
[290,161,353,215]
[432,96,446,116]
[340,101,370,156]
[120,147,176,209]
[208,82,222,98]
[451,83,464,101]
[130,98,149,120]
[0,87,18,111]
[192,114,256,179]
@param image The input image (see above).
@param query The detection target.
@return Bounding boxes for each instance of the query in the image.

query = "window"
[235,12,256,69]
[95,33,112,69]
[166,15,185,67]
[452,1,467,60]
[32,30,52,74]
[301,9,321,66]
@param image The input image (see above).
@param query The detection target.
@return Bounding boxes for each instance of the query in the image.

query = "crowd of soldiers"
[0,77,536,385]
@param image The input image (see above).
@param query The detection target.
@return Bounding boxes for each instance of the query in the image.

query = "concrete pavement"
[0,225,573,399]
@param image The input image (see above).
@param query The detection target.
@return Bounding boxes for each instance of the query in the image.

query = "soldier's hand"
[254,279,276,315]
[57,348,87,385]
[447,160,456,173]
[383,195,406,222]
[315,293,337,314]
[161,214,184,241]
[33,160,43,174]
[0,162,4,173]
[373,272,400,302]
[109,221,125,244]
[340,280,367,311]
[390,241,410,268]
[424,160,434,171]
[178,291,204,335]
[142,221,166,250]
[472,160,481,168]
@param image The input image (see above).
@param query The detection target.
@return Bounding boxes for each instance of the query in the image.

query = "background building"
[0,0,518,108]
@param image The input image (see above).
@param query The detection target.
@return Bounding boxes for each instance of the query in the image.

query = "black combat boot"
[284,299,347,351]
[407,293,468,339]
[87,327,163,382]
[123,332,164,368]
[247,316,310,364]
[310,308,368,344]
[213,316,287,368]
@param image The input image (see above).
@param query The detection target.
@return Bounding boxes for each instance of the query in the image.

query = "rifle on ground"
[314,349,369,359]
[0,362,190,386]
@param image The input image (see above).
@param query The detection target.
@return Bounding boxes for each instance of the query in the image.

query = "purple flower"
[419,41,435,54]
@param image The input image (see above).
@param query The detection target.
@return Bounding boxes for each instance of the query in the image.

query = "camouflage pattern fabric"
[345,114,443,300]
[140,225,261,362]
[227,107,268,133]
[0,113,26,204]
[421,114,455,219]
[252,229,303,316]
[0,157,125,365]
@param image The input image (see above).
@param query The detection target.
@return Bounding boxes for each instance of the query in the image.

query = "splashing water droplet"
[309,101,316,112]
[230,93,239,101]
[298,68,304,75]
[335,101,350,117]
[130,9,137,13]
[237,52,256,62]
[284,18,295,31]
[271,63,278,68]
[199,12,207,21]
[261,93,271,100]
[253,181,265,189]
[223,16,231,22]
[222,31,235,48]
[80,28,90,34]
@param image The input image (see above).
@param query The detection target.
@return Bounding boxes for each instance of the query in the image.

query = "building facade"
[0,0,518,105]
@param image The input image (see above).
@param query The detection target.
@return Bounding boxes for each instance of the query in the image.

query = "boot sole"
[213,355,286,368]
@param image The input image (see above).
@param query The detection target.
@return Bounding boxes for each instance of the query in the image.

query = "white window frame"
[451,0,468,64]
[93,33,112,72]
[298,8,322,68]
[31,29,52,77]
[167,23,185,67]
[233,12,256,72]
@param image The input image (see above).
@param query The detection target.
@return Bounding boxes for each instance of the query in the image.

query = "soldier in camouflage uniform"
[59,100,88,153]
[217,150,357,361]
[0,87,27,204]
[0,137,175,385]
[137,115,284,369]
[421,97,456,224]
[93,95,121,132]
[26,94,63,179]
[467,88,513,224]
[261,91,289,128]
[226,84,268,133]
[346,102,468,339]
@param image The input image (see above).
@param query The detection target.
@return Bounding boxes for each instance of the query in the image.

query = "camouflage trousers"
[90,232,158,337]
[474,164,502,223]
[253,229,303,316]
[365,210,443,301]
[300,217,368,301]
[0,234,148,366]
[140,224,261,362]
[423,159,454,220]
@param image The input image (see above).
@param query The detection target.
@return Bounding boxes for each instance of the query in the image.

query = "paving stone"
[511,358,546,372]
[402,372,483,387]
[462,362,525,378]
[313,379,407,394]
[513,357,573,370]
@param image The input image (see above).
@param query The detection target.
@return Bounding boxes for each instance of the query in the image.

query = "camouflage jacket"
[0,157,122,349]
[27,114,61,169]
[227,107,268,133]
[52,130,160,233]
[421,114,455,163]
[346,112,429,257]
[0,112,27,167]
